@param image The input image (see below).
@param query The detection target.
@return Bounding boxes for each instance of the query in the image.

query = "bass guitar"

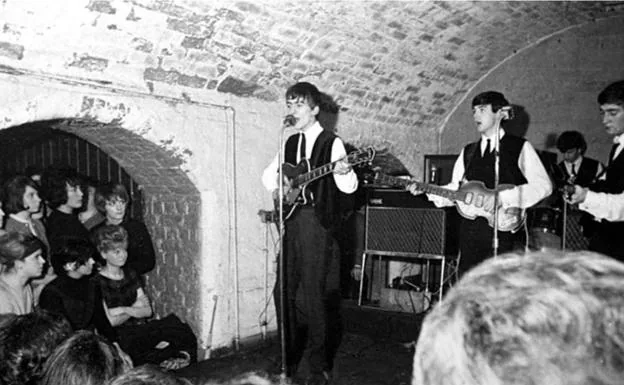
[277,147,375,221]
[372,172,525,232]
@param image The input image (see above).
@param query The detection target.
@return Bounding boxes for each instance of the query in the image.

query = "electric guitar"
[277,147,375,221]
[372,172,525,232]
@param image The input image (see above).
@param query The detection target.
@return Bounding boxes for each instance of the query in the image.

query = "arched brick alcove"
[0,85,209,346]
[57,119,202,325]
[4,119,202,334]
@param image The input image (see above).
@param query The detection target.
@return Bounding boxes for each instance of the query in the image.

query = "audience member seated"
[25,165,47,221]
[92,225,197,367]
[39,238,118,342]
[94,183,155,275]
[41,167,92,270]
[0,309,72,385]
[3,175,50,251]
[0,194,6,236]
[412,250,624,385]
[80,176,106,230]
[0,233,46,315]
[40,330,132,385]
[3,175,55,288]
[107,365,193,385]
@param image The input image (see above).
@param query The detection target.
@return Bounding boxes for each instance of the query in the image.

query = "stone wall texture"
[0,0,623,355]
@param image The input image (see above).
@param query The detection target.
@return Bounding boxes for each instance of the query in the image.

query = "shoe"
[159,350,191,370]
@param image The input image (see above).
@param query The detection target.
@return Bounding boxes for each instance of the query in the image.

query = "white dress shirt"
[427,130,552,209]
[262,121,358,194]
[563,156,605,183]
[613,134,624,160]
[579,190,624,222]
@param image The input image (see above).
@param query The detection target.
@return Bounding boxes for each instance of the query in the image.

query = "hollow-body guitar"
[277,147,375,221]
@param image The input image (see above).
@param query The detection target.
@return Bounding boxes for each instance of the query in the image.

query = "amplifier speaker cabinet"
[364,205,458,257]
[564,210,589,251]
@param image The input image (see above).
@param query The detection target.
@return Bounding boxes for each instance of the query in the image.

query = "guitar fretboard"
[374,173,466,203]
[295,149,372,186]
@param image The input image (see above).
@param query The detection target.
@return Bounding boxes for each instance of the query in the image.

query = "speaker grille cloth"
[565,211,589,250]
[365,207,446,255]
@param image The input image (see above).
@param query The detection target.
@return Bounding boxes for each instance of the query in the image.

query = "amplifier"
[365,205,458,256]
[366,188,435,208]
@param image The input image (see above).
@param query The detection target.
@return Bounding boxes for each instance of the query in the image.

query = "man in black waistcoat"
[555,131,605,238]
[556,131,605,188]
[409,91,552,277]
[568,80,624,260]
[262,82,358,385]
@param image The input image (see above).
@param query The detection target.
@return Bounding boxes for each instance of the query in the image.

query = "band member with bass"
[408,91,552,276]
[261,82,358,385]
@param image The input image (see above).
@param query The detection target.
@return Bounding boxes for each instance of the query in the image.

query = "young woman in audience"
[41,330,132,385]
[92,225,197,367]
[94,183,155,275]
[79,177,106,230]
[0,310,72,385]
[3,175,50,252]
[3,175,55,290]
[41,167,91,268]
[38,238,118,342]
[0,232,46,315]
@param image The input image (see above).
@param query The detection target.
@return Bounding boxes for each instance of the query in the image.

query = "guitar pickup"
[464,192,473,205]
[474,194,484,208]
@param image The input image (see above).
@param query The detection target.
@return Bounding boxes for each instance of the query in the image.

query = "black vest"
[284,129,340,229]
[557,158,600,188]
[463,135,527,188]
[593,147,624,194]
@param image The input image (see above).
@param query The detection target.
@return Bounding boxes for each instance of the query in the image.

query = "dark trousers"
[589,221,624,262]
[274,208,342,379]
[458,217,526,277]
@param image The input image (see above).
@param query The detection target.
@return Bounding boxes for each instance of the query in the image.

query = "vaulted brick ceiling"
[1,0,624,154]
[137,1,624,122]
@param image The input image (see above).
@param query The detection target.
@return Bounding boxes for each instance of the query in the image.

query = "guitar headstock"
[346,147,376,167]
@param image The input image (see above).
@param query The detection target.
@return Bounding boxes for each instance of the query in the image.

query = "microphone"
[283,115,297,127]
[429,165,438,184]
[500,106,513,120]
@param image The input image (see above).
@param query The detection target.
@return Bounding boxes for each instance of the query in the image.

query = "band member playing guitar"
[408,91,552,277]
[261,82,358,385]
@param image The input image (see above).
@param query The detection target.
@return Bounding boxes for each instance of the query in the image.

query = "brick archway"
[0,97,203,340]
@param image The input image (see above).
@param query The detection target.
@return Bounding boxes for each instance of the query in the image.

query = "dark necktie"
[485,139,491,155]
[571,163,577,177]
[299,133,306,159]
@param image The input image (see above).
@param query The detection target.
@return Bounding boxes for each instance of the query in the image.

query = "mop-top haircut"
[412,251,624,385]
[598,80,624,106]
[471,91,510,113]
[285,81,322,109]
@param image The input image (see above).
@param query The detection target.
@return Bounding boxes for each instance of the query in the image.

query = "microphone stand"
[492,126,501,258]
[277,116,295,383]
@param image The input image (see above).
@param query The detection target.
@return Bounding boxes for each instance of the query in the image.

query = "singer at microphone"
[407,90,552,279]
[283,114,297,127]
[261,82,358,381]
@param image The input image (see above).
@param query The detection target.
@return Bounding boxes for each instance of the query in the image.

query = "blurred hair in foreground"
[412,250,624,385]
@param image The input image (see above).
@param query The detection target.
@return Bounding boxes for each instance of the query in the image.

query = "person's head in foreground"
[412,250,624,385]
[106,364,193,385]
[0,310,72,385]
[40,330,131,385]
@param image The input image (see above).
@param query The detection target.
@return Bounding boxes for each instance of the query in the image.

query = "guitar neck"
[296,160,338,186]
[375,174,465,202]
